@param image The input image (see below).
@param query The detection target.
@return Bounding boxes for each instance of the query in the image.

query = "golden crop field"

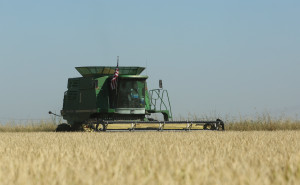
[0,131,299,185]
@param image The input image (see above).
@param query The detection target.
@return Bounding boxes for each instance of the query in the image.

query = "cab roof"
[75,66,145,77]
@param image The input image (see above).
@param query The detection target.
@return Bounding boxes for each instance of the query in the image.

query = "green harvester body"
[61,66,172,127]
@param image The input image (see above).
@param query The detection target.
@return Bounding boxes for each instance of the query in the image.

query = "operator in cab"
[128,82,140,107]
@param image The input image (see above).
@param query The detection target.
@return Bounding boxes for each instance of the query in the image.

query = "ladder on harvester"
[148,88,173,121]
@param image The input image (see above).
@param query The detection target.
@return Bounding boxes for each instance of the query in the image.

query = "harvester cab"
[54,65,224,132]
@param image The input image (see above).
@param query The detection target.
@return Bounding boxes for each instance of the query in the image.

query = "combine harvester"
[50,59,224,132]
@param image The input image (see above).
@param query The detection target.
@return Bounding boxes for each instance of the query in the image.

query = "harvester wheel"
[203,123,216,130]
[55,123,72,132]
[81,119,107,132]
[216,119,225,131]
[90,123,106,132]
[216,123,225,131]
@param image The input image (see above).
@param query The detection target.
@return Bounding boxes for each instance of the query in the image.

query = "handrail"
[148,89,173,119]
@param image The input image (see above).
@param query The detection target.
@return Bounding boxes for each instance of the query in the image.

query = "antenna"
[117,56,119,66]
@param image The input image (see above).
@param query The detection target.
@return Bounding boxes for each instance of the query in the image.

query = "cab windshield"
[117,79,146,108]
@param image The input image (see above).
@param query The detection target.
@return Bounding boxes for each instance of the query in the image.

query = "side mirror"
[159,80,163,89]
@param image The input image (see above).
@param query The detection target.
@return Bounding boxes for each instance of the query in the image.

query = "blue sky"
[0,0,299,122]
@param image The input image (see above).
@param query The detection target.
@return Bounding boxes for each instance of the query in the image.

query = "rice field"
[0,131,299,185]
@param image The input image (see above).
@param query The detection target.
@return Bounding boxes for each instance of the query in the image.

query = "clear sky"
[0,0,299,122]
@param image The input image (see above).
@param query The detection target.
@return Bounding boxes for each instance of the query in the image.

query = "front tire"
[203,123,216,130]
[55,123,72,132]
